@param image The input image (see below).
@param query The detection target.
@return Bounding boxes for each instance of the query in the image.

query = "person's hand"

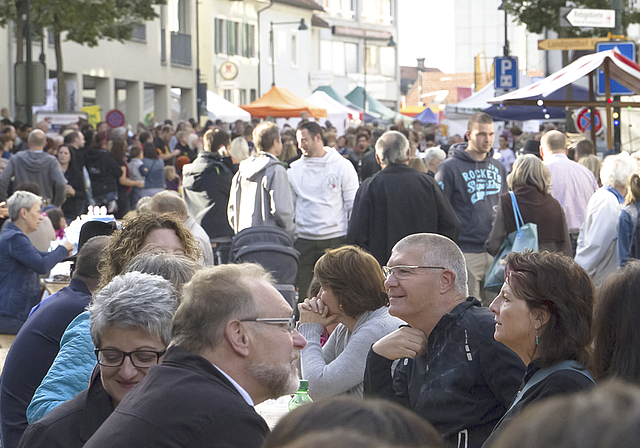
[172,149,181,156]
[372,326,428,361]
[61,241,74,254]
[0,201,7,218]
[218,146,230,157]
[136,180,145,188]
[298,296,340,327]
[65,185,76,197]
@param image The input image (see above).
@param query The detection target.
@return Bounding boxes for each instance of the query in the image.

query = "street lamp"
[270,19,308,87]
[498,2,509,57]
[363,35,395,116]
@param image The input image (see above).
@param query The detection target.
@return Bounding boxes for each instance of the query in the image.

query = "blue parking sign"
[597,42,636,96]
[495,57,518,90]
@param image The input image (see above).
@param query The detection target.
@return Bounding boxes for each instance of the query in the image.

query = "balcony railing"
[131,24,146,42]
[171,32,191,66]
[161,29,166,63]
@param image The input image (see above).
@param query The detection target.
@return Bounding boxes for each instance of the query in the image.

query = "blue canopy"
[483,84,590,121]
[414,107,438,124]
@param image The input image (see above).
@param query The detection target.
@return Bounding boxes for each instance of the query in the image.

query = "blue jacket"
[0,278,91,448]
[0,222,69,326]
[617,202,640,267]
[27,311,95,424]
[141,158,166,189]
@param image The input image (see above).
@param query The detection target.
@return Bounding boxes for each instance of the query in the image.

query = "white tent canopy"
[305,91,361,135]
[206,91,251,122]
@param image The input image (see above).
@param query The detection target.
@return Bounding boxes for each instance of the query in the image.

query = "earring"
[535,330,539,346]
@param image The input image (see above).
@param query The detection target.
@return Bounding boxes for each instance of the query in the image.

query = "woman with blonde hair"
[617,173,640,267]
[486,154,571,256]
[579,154,602,187]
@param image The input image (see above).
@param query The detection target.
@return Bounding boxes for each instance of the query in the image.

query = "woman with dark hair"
[486,154,571,257]
[482,251,595,446]
[139,142,166,198]
[592,262,640,383]
[297,246,403,398]
[263,396,443,448]
[57,145,87,222]
[617,173,640,267]
[111,139,144,219]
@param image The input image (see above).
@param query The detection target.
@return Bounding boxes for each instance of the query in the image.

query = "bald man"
[541,131,599,256]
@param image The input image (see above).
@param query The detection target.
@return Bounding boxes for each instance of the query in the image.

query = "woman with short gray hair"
[0,191,73,334]
[19,272,178,447]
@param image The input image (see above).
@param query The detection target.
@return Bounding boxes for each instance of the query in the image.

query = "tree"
[0,0,165,113]
[502,0,640,37]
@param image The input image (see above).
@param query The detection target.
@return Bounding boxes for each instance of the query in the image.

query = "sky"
[397,0,455,72]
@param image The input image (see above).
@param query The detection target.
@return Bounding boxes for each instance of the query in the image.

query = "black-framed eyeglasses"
[240,317,296,333]
[382,265,445,280]
[95,348,167,368]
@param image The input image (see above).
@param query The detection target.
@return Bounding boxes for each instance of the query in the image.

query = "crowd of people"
[0,109,639,448]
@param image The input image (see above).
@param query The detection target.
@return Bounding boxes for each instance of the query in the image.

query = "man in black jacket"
[364,233,524,448]
[84,263,307,448]
[347,131,459,266]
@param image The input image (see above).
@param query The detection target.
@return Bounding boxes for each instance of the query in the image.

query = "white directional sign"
[564,8,615,28]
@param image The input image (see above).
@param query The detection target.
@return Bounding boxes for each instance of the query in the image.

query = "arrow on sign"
[564,8,615,28]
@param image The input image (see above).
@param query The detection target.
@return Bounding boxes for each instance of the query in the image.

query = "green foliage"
[0,0,165,46]
[503,0,640,37]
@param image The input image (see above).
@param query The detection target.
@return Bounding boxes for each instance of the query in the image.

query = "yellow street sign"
[537,37,609,51]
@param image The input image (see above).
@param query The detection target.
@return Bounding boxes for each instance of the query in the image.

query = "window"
[332,41,345,76]
[322,0,355,19]
[250,89,257,102]
[239,89,246,105]
[214,18,225,53]
[227,21,239,55]
[366,45,379,74]
[168,0,189,33]
[320,40,332,71]
[223,89,232,102]
[242,24,255,58]
[380,46,395,77]
[362,0,393,25]
[291,35,297,66]
[345,43,357,73]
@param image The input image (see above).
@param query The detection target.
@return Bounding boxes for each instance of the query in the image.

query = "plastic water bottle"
[288,380,312,411]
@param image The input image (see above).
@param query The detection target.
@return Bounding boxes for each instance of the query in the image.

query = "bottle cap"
[298,380,308,391]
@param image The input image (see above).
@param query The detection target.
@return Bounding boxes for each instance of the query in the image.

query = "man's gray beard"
[248,363,300,399]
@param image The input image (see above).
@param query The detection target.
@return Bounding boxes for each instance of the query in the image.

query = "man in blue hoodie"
[435,113,507,305]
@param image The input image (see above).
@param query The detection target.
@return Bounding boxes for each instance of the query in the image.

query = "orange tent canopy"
[240,86,327,118]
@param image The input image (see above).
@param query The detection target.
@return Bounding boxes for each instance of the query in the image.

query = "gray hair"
[229,137,250,162]
[171,263,274,355]
[601,152,636,188]
[507,154,551,195]
[125,249,201,296]
[89,272,179,349]
[7,190,41,221]
[423,148,446,165]
[375,131,409,165]
[393,233,468,297]
[149,190,188,219]
[28,129,46,148]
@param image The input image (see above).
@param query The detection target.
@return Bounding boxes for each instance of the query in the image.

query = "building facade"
[0,0,197,125]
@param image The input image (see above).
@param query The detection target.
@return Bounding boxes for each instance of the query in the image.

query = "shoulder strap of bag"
[509,191,525,230]
[505,360,594,415]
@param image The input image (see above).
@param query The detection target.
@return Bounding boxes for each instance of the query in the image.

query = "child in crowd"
[164,165,180,192]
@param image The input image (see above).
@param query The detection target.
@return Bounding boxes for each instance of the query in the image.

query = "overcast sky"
[397,0,455,72]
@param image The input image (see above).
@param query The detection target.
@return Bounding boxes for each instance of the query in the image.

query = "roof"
[240,86,327,118]
[272,0,324,12]
[406,72,475,106]
[311,14,330,28]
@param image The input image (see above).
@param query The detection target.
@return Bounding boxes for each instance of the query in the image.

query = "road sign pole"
[605,59,613,150]
[589,72,597,145]
[614,96,621,153]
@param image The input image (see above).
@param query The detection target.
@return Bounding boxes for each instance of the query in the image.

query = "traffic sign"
[105,109,125,128]
[596,42,636,96]
[560,8,615,28]
[494,57,518,90]
[537,37,608,51]
[575,108,603,134]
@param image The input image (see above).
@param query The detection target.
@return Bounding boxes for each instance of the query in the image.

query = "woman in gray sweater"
[298,245,404,398]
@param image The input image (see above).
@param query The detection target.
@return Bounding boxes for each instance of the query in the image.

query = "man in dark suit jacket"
[347,131,460,266]
[84,263,307,448]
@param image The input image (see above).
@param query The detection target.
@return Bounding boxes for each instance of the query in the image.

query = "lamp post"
[270,19,307,87]
[498,2,509,57]
[362,35,395,117]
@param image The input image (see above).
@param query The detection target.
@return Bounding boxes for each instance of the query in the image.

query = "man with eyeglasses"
[364,233,524,448]
[85,263,306,448]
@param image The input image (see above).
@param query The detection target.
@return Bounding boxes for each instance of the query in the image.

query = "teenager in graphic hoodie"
[435,113,507,305]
